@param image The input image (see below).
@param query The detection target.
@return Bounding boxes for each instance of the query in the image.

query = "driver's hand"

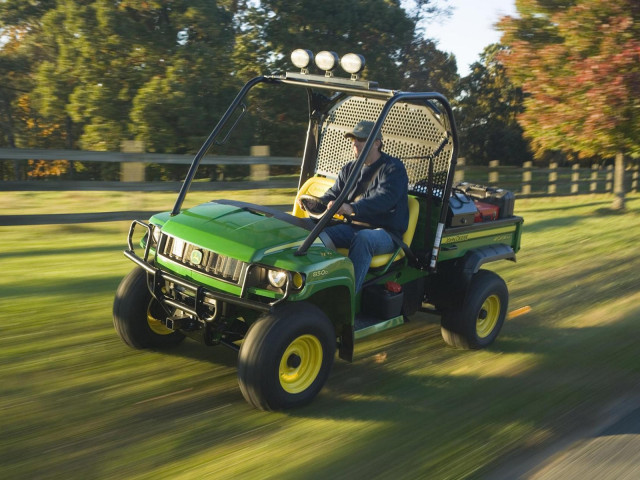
[329,201,354,217]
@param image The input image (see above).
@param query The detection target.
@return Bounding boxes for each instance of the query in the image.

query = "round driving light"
[291,49,313,70]
[268,269,288,288]
[341,53,365,75]
[315,50,339,73]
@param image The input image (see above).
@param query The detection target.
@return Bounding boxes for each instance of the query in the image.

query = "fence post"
[606,164,613,192]
[454,157,465,184]
[590,164,598,192]
[548,162,558,195]
[120,140,145,182]
[489,160,499,184]
[522,161,532,195]
[250,145,270,181]
[632,164,639,193]
[571,163,580,194]
[612,152,625,210]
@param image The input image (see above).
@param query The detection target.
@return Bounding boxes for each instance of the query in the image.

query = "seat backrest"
[334,195,420,268]
[366,195,420,268]
[403,196,420,246]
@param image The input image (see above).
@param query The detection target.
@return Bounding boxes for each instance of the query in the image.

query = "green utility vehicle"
[113,50,523,411]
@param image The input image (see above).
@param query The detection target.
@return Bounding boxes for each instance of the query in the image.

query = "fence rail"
[1,148,638,196]
[0,147,300,166]
[455,158,639,196]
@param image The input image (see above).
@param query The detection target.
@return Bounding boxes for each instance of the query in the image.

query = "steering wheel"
[298,194,328,220]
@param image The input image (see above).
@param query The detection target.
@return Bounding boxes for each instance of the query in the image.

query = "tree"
[455,44,532,166]
[400,37,459,101]
[499,0,640,208]
[0,0,238,180]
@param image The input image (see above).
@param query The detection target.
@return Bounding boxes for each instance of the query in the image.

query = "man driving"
[319,120,409,293]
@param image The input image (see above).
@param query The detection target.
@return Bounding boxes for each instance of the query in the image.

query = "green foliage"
[0,0,463,176]
[456,44,532,165]
[1,1,237,152]
[499,0,640,160]
[400,38,459,100]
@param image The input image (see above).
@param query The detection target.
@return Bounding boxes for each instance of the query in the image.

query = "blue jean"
[324,224,396,293]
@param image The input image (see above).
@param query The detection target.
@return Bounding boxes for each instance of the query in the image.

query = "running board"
[354,314,404,340]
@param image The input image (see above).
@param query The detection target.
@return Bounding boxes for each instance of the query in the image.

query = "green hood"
[156,201,318,263]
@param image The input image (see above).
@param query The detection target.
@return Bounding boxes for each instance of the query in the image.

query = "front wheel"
[113,266,185,349]
[238,302,336,411]
[440,269,508,349]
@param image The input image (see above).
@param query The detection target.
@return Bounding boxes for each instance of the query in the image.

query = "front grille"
[158,234,246,284]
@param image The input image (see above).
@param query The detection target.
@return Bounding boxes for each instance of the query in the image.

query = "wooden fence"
[455,158,639,196]
[1,148,638,196]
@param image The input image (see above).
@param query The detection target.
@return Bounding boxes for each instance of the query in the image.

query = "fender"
[460,244,516,277]
[427,244,515,311]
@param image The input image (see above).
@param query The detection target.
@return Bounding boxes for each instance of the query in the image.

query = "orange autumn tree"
[499,0,640,208]
[16,94,70,178]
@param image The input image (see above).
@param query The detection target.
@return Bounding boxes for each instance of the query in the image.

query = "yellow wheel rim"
[279,334,323,394]
[147,302,173,335]
[476,294,501,338]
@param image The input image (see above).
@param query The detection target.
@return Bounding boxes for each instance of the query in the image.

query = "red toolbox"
[474,200,499,222]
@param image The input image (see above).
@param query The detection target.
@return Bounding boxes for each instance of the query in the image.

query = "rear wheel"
[238,302,335,411]
[113,266,185,349]
[440,269,507,349]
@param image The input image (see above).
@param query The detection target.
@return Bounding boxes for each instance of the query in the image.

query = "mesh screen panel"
[316,96,453,198]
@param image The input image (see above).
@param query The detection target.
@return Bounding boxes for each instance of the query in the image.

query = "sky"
[424,0,517,76]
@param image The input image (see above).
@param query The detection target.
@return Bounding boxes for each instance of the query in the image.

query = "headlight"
[267,269,288,288]
[266,269,305,290]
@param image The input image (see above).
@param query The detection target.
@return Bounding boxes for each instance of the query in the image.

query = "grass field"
[1,190,639,479]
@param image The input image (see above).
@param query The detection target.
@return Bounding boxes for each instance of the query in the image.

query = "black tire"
[238,302,336,411]
[440,269,508,349]
[113,266,185,349]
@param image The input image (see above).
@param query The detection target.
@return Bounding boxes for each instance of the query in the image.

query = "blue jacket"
[320,152,409,237]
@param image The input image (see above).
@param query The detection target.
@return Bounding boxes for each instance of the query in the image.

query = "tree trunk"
[611,151,625,210]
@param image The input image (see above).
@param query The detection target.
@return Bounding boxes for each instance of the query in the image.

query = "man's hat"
[345,120,382,141]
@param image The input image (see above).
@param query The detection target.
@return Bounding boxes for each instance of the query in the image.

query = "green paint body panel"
[438,221,522,262]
